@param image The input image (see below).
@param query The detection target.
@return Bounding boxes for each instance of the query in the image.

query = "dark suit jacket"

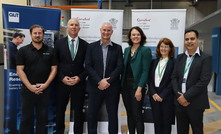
[171,50,212,109]
[6,41,17,69]
[85,40,123,93]
[148,58,175,100]
[54,36,88,82]
[121,46,152,89]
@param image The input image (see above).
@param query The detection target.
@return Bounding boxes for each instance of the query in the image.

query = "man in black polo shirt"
[16,24,57,134]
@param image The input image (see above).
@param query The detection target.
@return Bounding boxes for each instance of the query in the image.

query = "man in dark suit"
[55,18,88,134]
[85,22,123,134]
[171,29,212,134]
[6,32,25,69]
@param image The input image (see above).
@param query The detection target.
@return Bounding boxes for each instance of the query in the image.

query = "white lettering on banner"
[9,77,20,81]
[9,72,18,76]
[8,12,20,23]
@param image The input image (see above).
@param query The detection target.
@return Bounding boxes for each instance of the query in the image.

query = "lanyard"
[158,59,169,78]
[184,55,195,75]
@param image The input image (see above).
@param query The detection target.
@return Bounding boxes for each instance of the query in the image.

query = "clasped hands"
[98,77,110,90]
[29,83,47,95]
[62,76,80,86]
[177,92,190,107]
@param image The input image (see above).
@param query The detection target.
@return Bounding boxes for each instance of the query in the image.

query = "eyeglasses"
[185,37,196,41]
[160,45,170,49]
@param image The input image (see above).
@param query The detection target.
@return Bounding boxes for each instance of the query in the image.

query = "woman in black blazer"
[121,26,152,134]
[148,38,175,134]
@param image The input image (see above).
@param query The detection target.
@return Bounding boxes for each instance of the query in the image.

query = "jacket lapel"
[152,58,160,84]
[64,37,73,61]
[98,41,104,72]
[124,47,130,65]
[187,53,200,78]
[179,54,187,80]
[106,44,112,69]
[74,38,81,59]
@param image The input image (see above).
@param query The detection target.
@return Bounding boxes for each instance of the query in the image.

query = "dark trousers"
[121,78,145,134]
[176,106,204,134]
[19,88,49,134]
[56,82,85,134]
[150,96,174,134]
[87,89,120,134]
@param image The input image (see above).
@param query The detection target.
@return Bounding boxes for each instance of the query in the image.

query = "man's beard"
[32,38,43,44]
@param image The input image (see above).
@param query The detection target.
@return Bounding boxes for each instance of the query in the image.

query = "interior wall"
[31,0,69,26]
[200,33,213,55]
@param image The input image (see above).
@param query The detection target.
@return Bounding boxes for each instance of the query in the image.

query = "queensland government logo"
[8,12,20,23]
[170,18,180,30]
[109,18,118,29]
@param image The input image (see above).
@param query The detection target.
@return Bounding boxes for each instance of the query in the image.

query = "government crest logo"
[109,18,118,29]
[170,18,180,30]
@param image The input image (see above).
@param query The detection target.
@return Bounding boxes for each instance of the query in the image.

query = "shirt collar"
[68,35,78,43]
[30,42,47,50]
[185,47,201,57]
[100,40,113,47]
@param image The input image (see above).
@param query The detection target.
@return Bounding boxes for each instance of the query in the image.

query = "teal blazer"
[121,46,152,89]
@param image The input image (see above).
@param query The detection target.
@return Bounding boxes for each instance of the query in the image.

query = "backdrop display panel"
[71,9,123,44]
[71,8,123,134]
[132,9,186,54]
[132,9,186,134]
[2,4,61,134]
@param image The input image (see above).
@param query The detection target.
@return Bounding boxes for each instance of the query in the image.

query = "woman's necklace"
[131,50,136,56]
[131,46,139,56]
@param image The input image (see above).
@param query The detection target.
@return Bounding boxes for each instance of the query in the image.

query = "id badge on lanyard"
[182,55,195,93]
[182,78,186,93]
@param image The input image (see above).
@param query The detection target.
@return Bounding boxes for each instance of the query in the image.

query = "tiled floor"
[203,91,221,134]
[64,91,221,134]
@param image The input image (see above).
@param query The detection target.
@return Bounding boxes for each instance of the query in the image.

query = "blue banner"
[2,4,60,30]
[2,4,61,134]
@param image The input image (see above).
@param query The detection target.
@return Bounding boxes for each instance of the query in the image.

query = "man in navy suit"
[55,18,88,134]
[172,29,212,134]
[85,22,123,134]
[6,32,25,69]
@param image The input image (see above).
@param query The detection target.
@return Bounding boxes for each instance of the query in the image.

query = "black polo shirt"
[16,43,57,85]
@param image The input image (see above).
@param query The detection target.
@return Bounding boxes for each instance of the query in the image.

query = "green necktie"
[70,39,75,60]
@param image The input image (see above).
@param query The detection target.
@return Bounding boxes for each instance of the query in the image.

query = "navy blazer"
[85,40,123,93]
[148,58,175,100]
[171,50,212,109]
[54,36,88,82]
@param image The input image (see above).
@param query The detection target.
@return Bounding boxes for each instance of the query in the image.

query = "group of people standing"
[15,17,212,134]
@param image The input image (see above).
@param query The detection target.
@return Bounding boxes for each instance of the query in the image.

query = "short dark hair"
[156,38,175,58]
[13,32,25,38]
[29,24,45,34]
[127,26,146,46]
[185,29,199,38]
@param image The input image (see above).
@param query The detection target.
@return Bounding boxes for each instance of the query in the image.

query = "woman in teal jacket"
[121,26,152,134]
